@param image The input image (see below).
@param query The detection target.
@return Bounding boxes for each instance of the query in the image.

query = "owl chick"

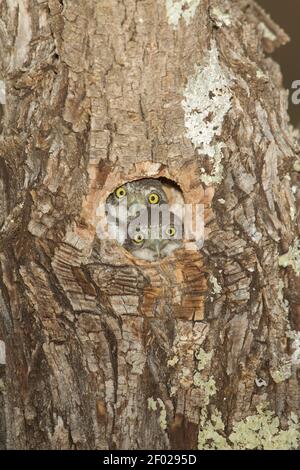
[122,209,184,261]
[106,178,168,222]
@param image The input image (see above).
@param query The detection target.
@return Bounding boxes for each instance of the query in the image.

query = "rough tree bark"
[0,0,300,450]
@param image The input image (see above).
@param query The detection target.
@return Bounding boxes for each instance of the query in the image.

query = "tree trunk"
[0,0,300,450]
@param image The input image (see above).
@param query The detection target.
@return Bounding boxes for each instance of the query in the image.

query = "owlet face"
[123,210,184,261]
[106,179,169,220]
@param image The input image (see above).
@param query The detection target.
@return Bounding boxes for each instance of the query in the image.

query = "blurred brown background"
[257,0,300,125]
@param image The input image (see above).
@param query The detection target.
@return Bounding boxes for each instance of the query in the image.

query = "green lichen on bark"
[198,405,300,450]
[229,405,299,450]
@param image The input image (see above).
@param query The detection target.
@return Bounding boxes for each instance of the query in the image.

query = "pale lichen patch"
[278,280,289,313]
[256,69,268,80]
[147,397,157,411]
[293,160,300,172]
[270,360,292,384]
[258,22,277,41]
[168,322,209,393]
[284,175,297,221]
[198,405,300,450]
[198,409,230,450]
[210,7,231,27]
[148,397,167,431]
[166,0,201,27]
[182,41,233,185]
[278,238,300,277]
[193,348,216,404]
[182,42,232,159]
[290,205,296,222]
[194,376,217,405]
[287,330,300,366]
[209,275,222,296]
[157,398,167,431]
[0,340,5,365]
[167,355,179,367]
[0,80,5,105]
[195,348,213,371]
[200,151,224,185]
[229,405,299,450]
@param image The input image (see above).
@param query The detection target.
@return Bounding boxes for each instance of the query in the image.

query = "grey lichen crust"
[166,0,202,27]
[182,41,233,184]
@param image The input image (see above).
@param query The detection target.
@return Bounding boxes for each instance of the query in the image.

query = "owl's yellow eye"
[148,193,160,205]
[166,226,176,238]
[133,233,144,244]
[115,187,127,199]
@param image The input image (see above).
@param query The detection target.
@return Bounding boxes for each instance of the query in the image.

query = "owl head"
[106,178,168,220]
[122,209,184,261]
